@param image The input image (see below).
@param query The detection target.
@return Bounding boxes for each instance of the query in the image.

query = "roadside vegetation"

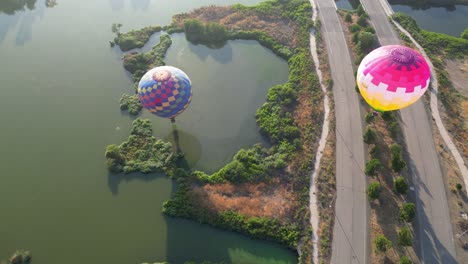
[339,6,419,263]
[392,12,468,254]
[109,1,323,262]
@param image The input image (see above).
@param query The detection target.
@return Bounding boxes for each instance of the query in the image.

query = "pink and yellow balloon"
[356,45,430,111]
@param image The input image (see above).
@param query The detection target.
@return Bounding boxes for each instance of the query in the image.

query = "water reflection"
[0,0,37,15]
[0,0,47,45]
[130,0,150,10]
[186,38,233,64]
[109,0,124,11]
[109,0,150,11]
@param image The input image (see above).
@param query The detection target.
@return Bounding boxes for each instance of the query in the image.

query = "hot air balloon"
[138,66,192,122]
[356,45,430,111]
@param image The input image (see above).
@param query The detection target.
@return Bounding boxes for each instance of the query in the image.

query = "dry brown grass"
[188,178,298,222]
[172,6,299,49]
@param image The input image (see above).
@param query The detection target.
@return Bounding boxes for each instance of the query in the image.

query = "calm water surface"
[0,0,296,263]
[334,0,467,36]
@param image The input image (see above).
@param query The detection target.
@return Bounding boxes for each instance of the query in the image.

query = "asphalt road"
[313,1,368,263]
[360,0,458,263]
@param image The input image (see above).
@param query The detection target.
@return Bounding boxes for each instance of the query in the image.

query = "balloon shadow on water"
[187,38,233,64]
[162,127,202,170]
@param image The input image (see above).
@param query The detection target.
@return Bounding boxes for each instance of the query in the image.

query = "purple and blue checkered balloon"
[138,66,192,119]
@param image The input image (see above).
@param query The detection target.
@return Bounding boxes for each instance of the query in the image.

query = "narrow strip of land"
[312,1,368,263]
[360,0,457,263]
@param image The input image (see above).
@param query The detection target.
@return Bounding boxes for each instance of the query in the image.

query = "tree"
[357,14,368,27]
[365,158,381,176]
[363,127,377,144]
[358,32,375,52]
[461,28,468,40]
[367,182,381,200]
[400,203,416,222]
[398,226,413,246]
[400,256,412,264]
[375,234,392,252]
[390,144,406,172]
[356,4,365,16]
[456,183,463,191]
[394,176,408,194]
[345,13,352,23]
[184,19,205,42]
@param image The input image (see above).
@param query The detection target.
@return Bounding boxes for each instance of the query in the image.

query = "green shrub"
[363,127,377,144]
[345,13,352,23]
[400,256,412,264]
[374,234,392,252]
[114,26,162,51]
[390,144,406,172]
[389,121,400,138]
[400,203,416,222]
[456,183,463,191]
[364,27,375,34]
[398,226,413,246]
[367,182,381,200]
[365,158,381,176]
[370,145,380,159]
[352,32,360,44]
[381,111,394,121]
[365,112,375,123]
[349,24,361,33]
[357,15,367,27]
[394,176,408,194]
[358,31,375,53]
[119,94,143,115]
[356,4,365,16]
[462,28,468,40]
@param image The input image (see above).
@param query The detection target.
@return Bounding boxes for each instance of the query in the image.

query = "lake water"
[0,0,297,263]
[334,0,468,36]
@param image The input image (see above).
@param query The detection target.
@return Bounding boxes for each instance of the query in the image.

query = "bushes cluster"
[184,19,228,48]
[113,26,162,52]
[194,144,288,184]
[119,94,143,115]
[105,119,176,174]
[123,34,172,82]
[365,158,381,176]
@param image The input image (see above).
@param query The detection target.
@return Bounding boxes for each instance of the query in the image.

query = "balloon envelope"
[356,45,430,111]
[138,66,192,119]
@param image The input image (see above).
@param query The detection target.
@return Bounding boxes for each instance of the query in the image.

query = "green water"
[0,0,297,263]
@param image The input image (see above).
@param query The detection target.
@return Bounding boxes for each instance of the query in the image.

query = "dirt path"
[308,1,333,263]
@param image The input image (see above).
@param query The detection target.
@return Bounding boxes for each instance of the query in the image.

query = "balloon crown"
[390,47,415,65]
[153,70,172,82]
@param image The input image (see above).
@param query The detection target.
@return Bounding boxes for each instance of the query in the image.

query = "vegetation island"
[107,0,325,263]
